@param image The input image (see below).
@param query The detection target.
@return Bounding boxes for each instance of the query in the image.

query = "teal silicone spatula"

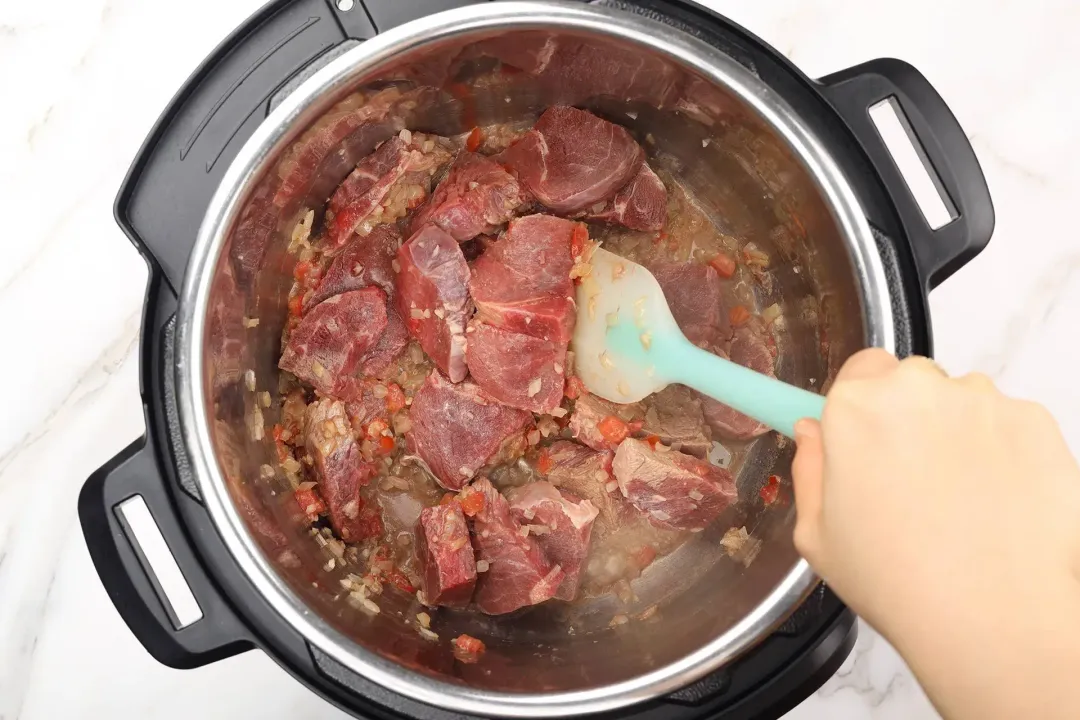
[572,248,825,439]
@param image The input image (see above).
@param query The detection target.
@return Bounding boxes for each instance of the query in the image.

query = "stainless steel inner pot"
[176,2,894,716]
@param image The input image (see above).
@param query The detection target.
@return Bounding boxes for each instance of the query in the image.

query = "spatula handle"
[661,337,825,439]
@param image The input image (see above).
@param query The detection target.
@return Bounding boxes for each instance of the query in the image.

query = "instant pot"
[79,1,993,719]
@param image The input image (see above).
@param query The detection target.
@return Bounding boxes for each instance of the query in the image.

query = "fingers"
[898,355,949,378]
[791,418,825,561]
[835,348,900,383]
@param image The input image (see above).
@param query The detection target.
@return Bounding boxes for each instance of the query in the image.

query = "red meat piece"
[326,134,449,249]
[700,328,775,441]
[585,163,667,232]
[540,441,632,531]
[409,152,524,242]
[650,261,729,348]
[469,214,578,343]
[465,321,565,414]
[415,503,477,607]
[278,288,388,397]
[274,88,411,211]
[496,107,644,214]
[569,393,639,452]
[395,225,472,382]
[470,477,565,615]
[307,224,400,307]
[359,306,409,378]
[406,371,531,490]
[305,399,380,542]
[508,481,598,601]
[611,438,737,531]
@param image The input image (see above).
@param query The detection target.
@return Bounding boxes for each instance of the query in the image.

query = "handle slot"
[116,495,203,629]
[868,97,956,230]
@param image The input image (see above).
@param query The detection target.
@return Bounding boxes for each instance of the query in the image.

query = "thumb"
[791,418,824,562]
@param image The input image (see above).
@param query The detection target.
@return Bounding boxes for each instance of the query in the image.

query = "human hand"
[791,349,1080,719]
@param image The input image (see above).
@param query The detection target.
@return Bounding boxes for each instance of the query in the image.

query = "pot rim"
[177,2,895,716]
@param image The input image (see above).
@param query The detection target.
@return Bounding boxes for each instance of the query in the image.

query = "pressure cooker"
[79,1,993,719]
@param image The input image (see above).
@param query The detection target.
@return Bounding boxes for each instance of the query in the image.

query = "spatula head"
[572,248,681,403]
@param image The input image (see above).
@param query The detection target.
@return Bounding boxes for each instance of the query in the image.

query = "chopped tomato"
[458,490,485,517]
[597,415,630,445]
[386,568,415,594]
[294,487,326,522]
[644,434,661,450]
[564,376,587,400]
[451,634,486,663]
[760,475,781,506]
[294,260,315,284]
[378,435,396,453]
[570,224,589,258]
[465,126,483,152]
[632,545,657,569]
[385,383,407,413]
[729,305,752,327]
[287,293,304,318]
[627,419,644,434]
[709,252,737,279]
[537,448,554,475]
[272,424,285,443]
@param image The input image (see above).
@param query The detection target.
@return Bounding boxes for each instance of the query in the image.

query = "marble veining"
[2,0,1076,717]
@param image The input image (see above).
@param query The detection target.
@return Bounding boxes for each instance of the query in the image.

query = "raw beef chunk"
[700,328,775,441]
[406,371,531,490]
[305,399,380,542]
[327,133,450,249]
[641,385,712,457]
[409,152,524,242]
[307,224,400,307]
[649,261,729,348]
[416,503,477,607]
[469,214,578,343]
[586,163,667,232]
[465,321,566,414]
[279,288,388,397]
[569,393,637,451]
[395,225,472,382]
[612,438,737,531]
[539,441,631,530]
[470,477,565,615]
[358,307,409,378]
[497,107,644,214]
[508,481,598,601]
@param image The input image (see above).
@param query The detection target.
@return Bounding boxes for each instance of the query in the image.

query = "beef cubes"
[465,322,566,414]
[585,163,667,232]
[409,151,524,242]
[470,477,565,615]
[507,481,598,601]
[395,225,472,382]
[497,106,644,214]
[416,503,477,607]
[279,288,388,397]
[305,399,380,542]
[307,224,400,308]
[612,438,737,531]
[406,371,531,490]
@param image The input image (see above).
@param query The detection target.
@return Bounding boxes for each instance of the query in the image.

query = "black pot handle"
[79,436,254,669]
[817,58,995,289]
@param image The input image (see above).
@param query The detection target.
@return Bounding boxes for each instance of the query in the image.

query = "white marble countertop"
[2,0,1076,717]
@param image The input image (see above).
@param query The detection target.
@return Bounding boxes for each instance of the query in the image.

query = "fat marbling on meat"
[278,288,388,398]
[405,371,532,491]
[409,151,524,242]
[415,503,477,607]
[497,106,644,214]
[508,481,598,601]
[395,225,472,382]
[470,477,565,615]
[612,438,737,532]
